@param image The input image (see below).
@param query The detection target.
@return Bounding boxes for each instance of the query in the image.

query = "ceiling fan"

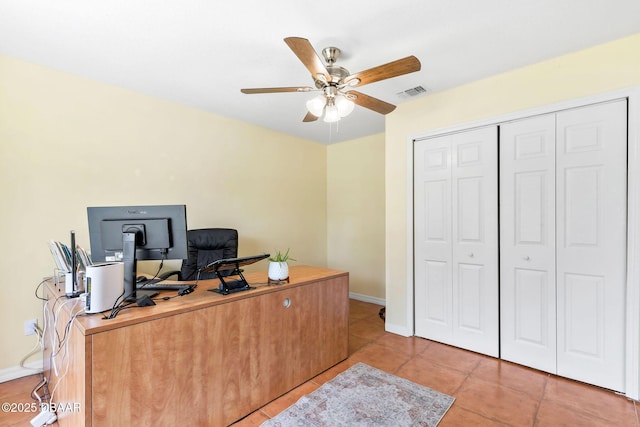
[240,37,421,123]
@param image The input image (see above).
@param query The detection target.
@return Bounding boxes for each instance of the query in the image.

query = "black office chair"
[160,228,238,281]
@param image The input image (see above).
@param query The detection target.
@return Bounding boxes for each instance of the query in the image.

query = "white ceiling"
[1,1,640,144]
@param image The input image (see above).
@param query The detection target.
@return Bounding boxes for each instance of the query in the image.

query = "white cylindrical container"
[85,262,124,314]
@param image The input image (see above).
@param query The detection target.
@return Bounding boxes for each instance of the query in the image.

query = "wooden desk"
[43,265,349,426]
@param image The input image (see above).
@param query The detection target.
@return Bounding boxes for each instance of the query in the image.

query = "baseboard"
[0,360,43,383]
[385,322,412,337]
[348,292,385,306]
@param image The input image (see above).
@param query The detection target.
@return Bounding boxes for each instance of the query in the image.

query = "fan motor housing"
[314,65,350,88]
[327,65,349,83]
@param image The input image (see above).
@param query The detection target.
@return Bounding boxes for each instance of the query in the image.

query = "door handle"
[524,256,530,261]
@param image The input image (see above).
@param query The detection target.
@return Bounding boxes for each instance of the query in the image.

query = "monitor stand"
[122,231,159,302]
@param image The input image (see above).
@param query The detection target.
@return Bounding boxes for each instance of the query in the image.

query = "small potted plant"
[268,248,296,284]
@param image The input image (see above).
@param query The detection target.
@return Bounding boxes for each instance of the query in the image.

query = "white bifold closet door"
[500,100,627,392]
[414,126,499,357]
[499,114,557,373]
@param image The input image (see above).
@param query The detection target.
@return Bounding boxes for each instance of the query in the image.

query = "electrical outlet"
[24,319,38,336]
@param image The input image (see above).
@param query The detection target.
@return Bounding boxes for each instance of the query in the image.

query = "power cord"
[19,323,44,371]
[35,293,85,426]
[29,377,55,426]
[137,253,168,290]
[104,300,135,319]
[49,307,85,405]
[35,279,49,301]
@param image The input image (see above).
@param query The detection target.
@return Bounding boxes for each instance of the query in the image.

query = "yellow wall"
[327,134,385,301]
[385,32,640,332]
[0,55,329,372]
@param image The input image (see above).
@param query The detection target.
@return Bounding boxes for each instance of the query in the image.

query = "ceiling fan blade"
[346,91,396,115]
[241,86,314,94]
[344,56,421,87]
[303,111,319,122]
[284,37,330,82]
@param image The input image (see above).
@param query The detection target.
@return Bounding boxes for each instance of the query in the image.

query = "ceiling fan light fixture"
[323,103,340,123]
[335,95,355,117]
[306,95,326,117]
[241,37,419,125]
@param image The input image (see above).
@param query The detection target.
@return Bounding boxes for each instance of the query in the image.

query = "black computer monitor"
[87,205,188,301]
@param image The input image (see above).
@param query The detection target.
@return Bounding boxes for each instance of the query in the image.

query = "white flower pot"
[268,261,289,282]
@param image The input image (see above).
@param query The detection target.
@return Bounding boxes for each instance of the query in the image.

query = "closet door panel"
[562,273,604,355]
[500,114,557,373]
[513,268,549,342]
[421,260,449,326]
[414,136,454,342]
[451,127,499,357]
[457,263,483,330]
[556,100,627,392]
[415,126,499,357]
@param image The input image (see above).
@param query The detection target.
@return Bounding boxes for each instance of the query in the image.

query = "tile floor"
[1,299,638,426]
[0,374,43,427]
[234,299,639,427]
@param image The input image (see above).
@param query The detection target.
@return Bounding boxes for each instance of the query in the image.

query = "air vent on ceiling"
[396,85,430,99]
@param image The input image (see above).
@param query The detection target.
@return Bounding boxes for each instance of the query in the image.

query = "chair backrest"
[180,228,238,280]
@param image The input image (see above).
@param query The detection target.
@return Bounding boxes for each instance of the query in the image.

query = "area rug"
[261,362,455,427]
